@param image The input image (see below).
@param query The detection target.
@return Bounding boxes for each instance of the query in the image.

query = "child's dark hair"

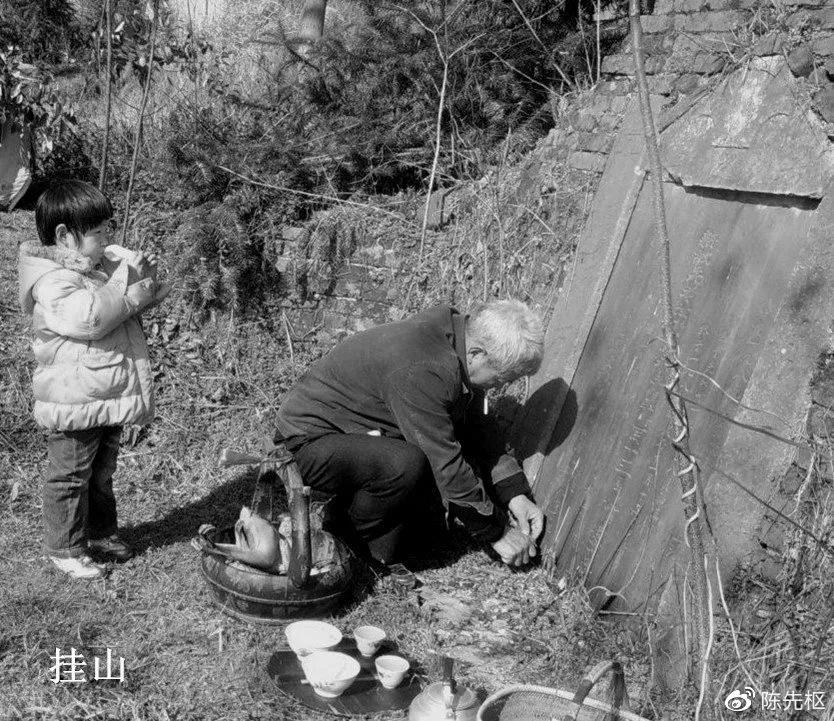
[35,180,113,245]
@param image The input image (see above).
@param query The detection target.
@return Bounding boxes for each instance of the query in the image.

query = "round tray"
[266,637,423,717]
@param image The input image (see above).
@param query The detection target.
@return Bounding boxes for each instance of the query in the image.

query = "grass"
[3,192,833,719]
[0,212,649,721]
[4,194,834,719]
[3,16,833,712]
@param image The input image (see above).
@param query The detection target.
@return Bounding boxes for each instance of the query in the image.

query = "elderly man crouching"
[274,301,546,568]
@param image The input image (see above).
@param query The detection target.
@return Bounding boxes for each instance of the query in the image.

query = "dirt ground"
[0,211,653,720]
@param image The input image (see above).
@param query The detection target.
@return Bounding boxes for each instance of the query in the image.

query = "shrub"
[0,0,83,65]
[0,48,79,165]
[16,0,608,318]
[170,187,285,320]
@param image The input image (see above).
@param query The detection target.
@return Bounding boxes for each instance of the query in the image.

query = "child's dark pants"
[288,433,442,564]
[43,426,122,558]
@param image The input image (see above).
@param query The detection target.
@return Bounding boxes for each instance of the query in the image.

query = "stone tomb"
[517,57,834,612]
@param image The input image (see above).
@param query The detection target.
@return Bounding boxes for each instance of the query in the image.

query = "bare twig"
[701,462,834,555]
[675,360,797,430]
[508,0,574,89]
[715,556,761,694]
[421,57,449,265]
[122,0,160,243]
[215,165,410,224]
[596,0,602,82]
[695,555,715,721]
[668,389,806,449]
[577,5,594,82]
[281,310,295,371]
[404,3,483,264]
[488,51,556,96]
[490,132,511,296]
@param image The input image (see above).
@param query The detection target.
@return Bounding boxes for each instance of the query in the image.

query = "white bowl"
[285,620,342,658]
[353,625,387,657]
[301,651,361,698]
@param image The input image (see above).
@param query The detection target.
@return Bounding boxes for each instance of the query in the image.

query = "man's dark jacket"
[275,305,531,542]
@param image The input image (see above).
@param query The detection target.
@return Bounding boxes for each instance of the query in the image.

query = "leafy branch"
[0,48,75,156]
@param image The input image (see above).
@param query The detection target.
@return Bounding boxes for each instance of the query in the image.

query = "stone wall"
[276,149,597,340]
[275,0,834,337]
[565,0,834,177]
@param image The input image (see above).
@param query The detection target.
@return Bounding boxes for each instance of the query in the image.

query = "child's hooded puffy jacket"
[18,241,157,431]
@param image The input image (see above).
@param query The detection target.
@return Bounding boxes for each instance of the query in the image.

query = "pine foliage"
[172,188,282,318]
[143,0,599,316]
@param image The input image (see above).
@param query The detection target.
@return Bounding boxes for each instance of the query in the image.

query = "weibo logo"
[724,687,756,712]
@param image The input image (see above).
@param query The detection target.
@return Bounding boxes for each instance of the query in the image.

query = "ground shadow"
[124,465,474,571]
[123,467,259,552]
[399,523,477,573]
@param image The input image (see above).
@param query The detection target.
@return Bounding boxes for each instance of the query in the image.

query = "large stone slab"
[516,98,653,483]
[661,56,834,197]
[516,58,834,612]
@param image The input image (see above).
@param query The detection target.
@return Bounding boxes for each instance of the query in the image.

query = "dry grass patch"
[0,212,648,720]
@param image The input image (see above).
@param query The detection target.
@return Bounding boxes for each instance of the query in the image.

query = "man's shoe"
[88,534,134,562]
[369,560,420,590]
[386,562,418,590]
[49,554,107,580]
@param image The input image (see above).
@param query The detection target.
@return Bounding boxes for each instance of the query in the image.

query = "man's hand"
[492,527,535,567]
[508,495,545,542]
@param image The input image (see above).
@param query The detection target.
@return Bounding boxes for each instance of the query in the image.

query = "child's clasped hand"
[135,250,159,281]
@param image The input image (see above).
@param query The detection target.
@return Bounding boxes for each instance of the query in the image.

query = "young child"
[18,179,169,579]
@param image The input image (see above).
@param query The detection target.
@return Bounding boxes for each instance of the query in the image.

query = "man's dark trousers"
[288,433,440,564]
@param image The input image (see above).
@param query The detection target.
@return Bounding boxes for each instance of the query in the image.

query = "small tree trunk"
[121,0,159,243]
[99,0,112,191]
[298,0,327,53]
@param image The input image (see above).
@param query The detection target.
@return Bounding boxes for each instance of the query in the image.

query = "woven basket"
[477,660,650,721]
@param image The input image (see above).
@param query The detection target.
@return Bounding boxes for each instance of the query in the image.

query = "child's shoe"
[49,554,107,580]
[88,534,134,562]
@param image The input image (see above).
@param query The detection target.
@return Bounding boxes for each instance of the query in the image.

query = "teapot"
[408,657,480,721]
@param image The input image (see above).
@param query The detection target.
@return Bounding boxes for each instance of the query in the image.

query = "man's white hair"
[467,299,545,381]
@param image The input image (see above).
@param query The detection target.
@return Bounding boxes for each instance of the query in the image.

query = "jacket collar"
[18,240,98,274]
[447,307,472,394]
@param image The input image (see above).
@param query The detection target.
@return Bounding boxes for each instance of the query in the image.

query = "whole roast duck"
[197,502,343,579]
[208,505,288,572]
